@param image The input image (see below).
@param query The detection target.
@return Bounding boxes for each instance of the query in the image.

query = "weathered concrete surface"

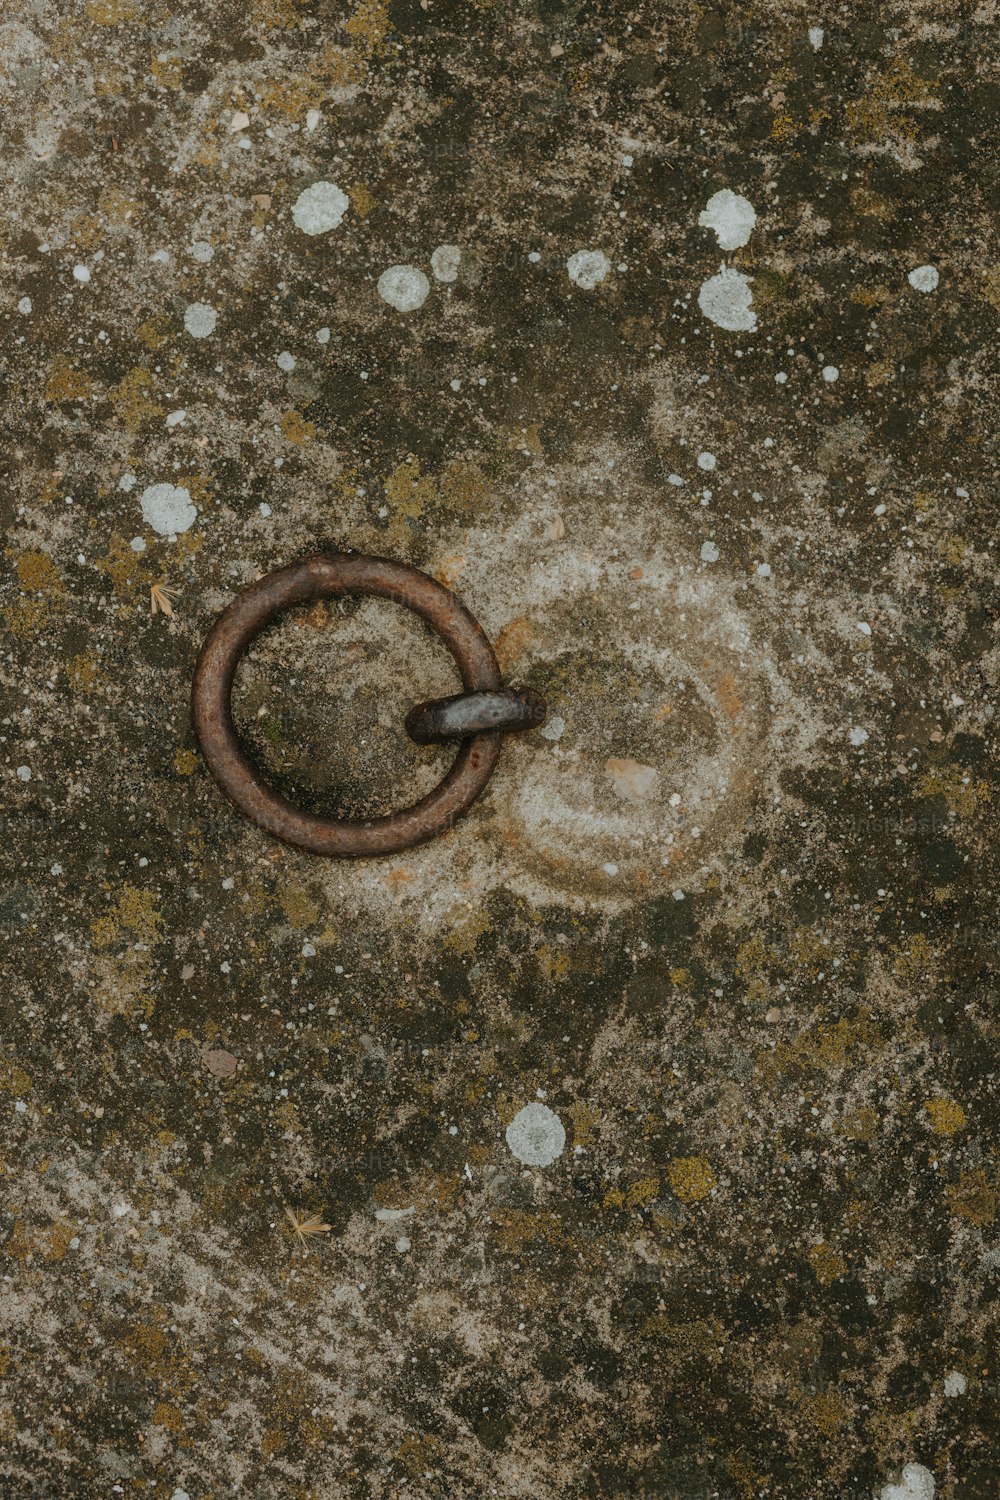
[1,3,998,1497]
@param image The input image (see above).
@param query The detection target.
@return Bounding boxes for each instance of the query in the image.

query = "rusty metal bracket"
[191,553,547,858]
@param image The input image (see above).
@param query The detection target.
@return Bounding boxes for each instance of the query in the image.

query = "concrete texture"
[1,3,998,1497]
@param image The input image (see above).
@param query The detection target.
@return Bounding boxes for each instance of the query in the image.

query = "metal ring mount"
[191,553,546,858]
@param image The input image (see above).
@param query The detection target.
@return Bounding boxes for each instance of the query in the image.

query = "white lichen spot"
[16,765,32,782]
[17,296,32,314]
[908,264,939,293]
[140,483,197,537]
[567,249,611,289]
[879,1463,935,1500]
[505,1103,566,1167]
[316,326,331,344]
[189,240,214,263]
[756,562,772,577]
[698,267,757,331]
[305,109,321,132]
[130,537,146,552]
[848,726,869,746]
[292,180,349,235]
[700,540,720,563]
[540,714,565,742]
[277,351,296,372]
[430,244,461,283]
[73,263,91,283]
[377,264,430,312]
[943,1371,967,1397]
[697,451,717,471]
[808,25,824,49]
[698,189,756,250]
[822,364,840,382]
[165,409,186,428]
[184,302,217,339]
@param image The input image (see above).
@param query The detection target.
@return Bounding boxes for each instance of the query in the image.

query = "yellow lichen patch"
[0,1060,32,1095]
[87,0,137,21]
[625,1176,660,1210]
[1,599,49,638]
[841,1105,878,1141]
[440,905,490,957]
[798,1388,849,1436]
[6,1219,34,1263]
[735,934,777,1002]
[97,188,139,225]
[278,878,320,929]
[70,212,106,252]
[493,1209,567,1253]
[109,367,163,433]
[507,423,544,456]
[945,1169,997,1226]
[396,1433,445,1478]
[892,932,935,980]
[937,534,968,566]
[280,409,316,446]
[763,1018,879,1080]
[788,925,829,972]
[152,1401,184,1432]
[254,0,300,28]
[95,533,151,599]
[384,457,438,523]
[440,459,492,513]
[845,58,931,144]
[915,766,990,818]
[924,1098,966,1136]
[981,265,1000,315]
[344,0,390,53]
[149,53,183,88]
[91,885,164,949]
[45,358,96,403]
[851,187,897,221]
[176,473,213,509]
[536,944,571,981]
[173,748,198,776]
[568,1102,598,1146]
[807,1242,848,1286]
[45,1221,76,1262]
[14,550,62,594]
[667,1156,716,1203]
[348,181,375,218]
[67,651,101,692]
[639,1315,726,1364]
[136,315,172,350]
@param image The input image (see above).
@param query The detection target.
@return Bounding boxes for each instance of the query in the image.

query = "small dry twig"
[150,582,180,617]
[284,1206,332,1249]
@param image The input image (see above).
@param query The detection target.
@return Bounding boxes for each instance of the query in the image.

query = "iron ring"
[191,553,542,858]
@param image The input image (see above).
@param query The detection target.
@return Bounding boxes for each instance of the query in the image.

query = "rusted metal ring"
[191,553,538,858]
[405,687,547,744]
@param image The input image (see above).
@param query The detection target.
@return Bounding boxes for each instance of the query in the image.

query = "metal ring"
[192,553,509,857]
[405,687,547,744]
